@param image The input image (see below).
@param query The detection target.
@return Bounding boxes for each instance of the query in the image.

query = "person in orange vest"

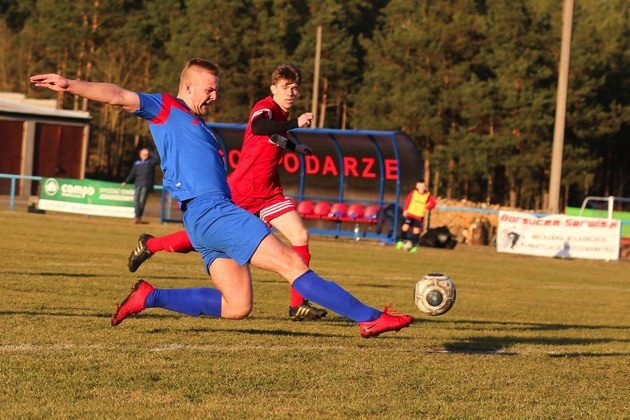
[396,180,436,253]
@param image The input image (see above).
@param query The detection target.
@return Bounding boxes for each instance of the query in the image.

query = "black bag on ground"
[419,226,457,249]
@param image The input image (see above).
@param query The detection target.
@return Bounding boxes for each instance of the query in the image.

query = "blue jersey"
[133,93,230,202]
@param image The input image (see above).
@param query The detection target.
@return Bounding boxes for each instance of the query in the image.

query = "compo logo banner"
[38,177,135,219]
[44,178,59,196]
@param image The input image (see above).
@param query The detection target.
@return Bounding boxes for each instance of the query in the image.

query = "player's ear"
[270,84,276,96]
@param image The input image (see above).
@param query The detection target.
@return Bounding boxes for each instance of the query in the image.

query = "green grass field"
[1,210,629,418]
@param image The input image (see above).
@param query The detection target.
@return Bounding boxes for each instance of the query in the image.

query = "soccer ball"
[402,240,413,252]
[414,272,456,316]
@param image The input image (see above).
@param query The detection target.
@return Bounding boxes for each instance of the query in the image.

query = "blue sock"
[145,288,222,317]
[292,270,381,322]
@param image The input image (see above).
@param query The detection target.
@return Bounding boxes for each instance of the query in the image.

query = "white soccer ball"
[414,272,456,316]
[402,240,413,252]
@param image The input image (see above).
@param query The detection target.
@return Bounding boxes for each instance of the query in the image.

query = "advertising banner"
[208,124,423,202]
[38,177,135,218]
[497,210,621,261]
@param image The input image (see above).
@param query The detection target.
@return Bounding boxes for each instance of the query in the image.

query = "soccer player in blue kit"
[30,58,414,337]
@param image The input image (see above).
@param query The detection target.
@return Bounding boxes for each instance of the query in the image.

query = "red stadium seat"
[297,200,314,218]
[363,205,380,223]
[313,201,331,218]
[328,202,348,220]
[347,203,365,220]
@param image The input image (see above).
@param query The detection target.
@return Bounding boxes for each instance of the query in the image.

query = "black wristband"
[252,118,299,135]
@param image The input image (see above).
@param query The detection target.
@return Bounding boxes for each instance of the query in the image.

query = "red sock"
[290,245,311,307]
[146,230,194,253]
[292,245,311,266]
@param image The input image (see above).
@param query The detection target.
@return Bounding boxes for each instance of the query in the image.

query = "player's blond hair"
[180,58,220,83]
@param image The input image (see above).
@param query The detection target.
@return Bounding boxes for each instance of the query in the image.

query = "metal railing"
[0,173,163,211]
[0,173,42,210]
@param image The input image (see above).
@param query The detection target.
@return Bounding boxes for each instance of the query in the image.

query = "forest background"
[1,0,627,210]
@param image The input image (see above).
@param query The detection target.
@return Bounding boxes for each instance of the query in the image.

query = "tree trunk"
[74,13,88,110]
[485,173,493,204]
[82,0,100,112]
[446,159,455,199]
[341,92,347,130]
[605,137,613,196]
[433,170,440,197]
[56,48,68,109]
[318,77,328,128]
[424,155,431,186]
[509,178,517,207]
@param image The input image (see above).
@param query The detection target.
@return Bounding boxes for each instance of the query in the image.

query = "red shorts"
[232,192,296,226]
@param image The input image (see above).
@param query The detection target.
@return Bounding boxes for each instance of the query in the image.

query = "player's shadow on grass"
[143,275,209,281]
[431,318,630,331]
[0,310,182,321]
[547,352,630,358]
[1,271,102,278]
[443,335,630,356]
[147,326,349,338]
[0,309,111,318]
[355,283,394,289]
[254,279,286,285]
[250,314,357,325]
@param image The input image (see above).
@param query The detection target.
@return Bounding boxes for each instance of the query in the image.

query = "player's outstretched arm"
[269,134,312,156]
[30,73,140,113]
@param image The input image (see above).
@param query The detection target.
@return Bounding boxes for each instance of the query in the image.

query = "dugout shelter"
[161,124,423,242]
[0,93,91,197]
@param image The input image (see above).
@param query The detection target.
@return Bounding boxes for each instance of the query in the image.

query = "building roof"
[0,92,91,121]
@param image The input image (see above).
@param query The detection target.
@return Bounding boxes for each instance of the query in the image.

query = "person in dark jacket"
[122,148,157,223]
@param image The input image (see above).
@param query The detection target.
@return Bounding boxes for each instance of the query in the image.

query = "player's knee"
[222,302,252,320]
[292,228,309,245]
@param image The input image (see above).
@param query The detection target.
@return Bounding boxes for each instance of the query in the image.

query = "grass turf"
[0,210,629,418]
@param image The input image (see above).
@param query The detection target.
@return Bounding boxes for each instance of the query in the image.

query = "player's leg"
[127,230,195,272]
[208,258,252,319]
[113,250,253,326]
[409,221,423,253]
[270,210,310,263]
[143,257,251,319]
[249,234,413,336]
[397,221,411,249]
[269,208,327,320]
[137,186,150,219]
[133,186,143,223]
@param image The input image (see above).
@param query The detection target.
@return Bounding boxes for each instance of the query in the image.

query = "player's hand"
[297,112,313,127]
[295,144,313,156]
[30,74,70,92]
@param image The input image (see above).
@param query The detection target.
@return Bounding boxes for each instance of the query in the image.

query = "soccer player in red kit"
[128,64,327,321]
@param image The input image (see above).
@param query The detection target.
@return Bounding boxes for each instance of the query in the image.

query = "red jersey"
[228,96,289,198]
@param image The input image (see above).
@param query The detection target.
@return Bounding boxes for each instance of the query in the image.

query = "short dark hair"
[271,64,301,86]
[184,58,220,76]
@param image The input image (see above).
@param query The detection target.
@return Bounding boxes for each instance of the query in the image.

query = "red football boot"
[359,306,414,338]
[111,280,154,326]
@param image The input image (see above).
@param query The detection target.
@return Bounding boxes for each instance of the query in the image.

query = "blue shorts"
[182,193,270,270]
